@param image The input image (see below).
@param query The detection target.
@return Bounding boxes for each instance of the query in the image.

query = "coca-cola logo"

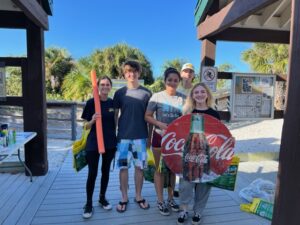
[161,114,235,176]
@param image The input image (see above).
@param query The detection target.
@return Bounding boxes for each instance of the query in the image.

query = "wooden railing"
[0,101,85,140]
[0,91,283,140]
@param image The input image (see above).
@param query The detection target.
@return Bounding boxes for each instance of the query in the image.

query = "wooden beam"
[280,3,291,28]
[217,72,286,81]
[218,111,230,122]
[233,15,290,31]
[217,72,232,79]
[272,0,300,224]
[197,0,279,40]
[23,20,48,176]
[0,57,26,67]
[216,110,283,121]
[240,15,252,26]
[0,11,26,29]
[214,27,290,44]
[260,0,285,26]
[0,97,24,106]
[201,39,216,67]
[12,0,48,30]
[273,110,284,119]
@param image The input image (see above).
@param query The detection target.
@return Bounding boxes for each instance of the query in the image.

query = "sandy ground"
[45,119,283,169]
[47,138,72,169]
[228,119,283,153]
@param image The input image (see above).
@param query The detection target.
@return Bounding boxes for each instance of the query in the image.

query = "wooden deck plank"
[0,173,22,199]
[0,173,25,209]
[2,174,48,225]
[0,175,30,224]
[30,152,273,225]
[0,150,276,225]
[14,169,60,225]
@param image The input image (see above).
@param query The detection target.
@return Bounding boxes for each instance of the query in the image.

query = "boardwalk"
[0,151,277,225]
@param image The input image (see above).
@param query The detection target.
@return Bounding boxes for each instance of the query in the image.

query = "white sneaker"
[82,205,93,219]
[192,213,202,225]
[99,198,112,210]
[177,211,188,225]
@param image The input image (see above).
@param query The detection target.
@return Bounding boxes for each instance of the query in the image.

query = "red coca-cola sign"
[161,114,235,182]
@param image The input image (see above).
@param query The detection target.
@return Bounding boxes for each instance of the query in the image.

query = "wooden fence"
[0,101,85,140]
[0,93,230,140]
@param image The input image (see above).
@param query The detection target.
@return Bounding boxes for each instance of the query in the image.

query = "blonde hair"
[183,82,214,115]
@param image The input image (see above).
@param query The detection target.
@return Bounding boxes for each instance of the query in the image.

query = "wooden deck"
[0,151,277,225]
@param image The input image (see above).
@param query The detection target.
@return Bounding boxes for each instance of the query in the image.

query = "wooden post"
[23,19,48,176]
[71,103,77,141]
[272,0,300,224]
[200,39,216,67]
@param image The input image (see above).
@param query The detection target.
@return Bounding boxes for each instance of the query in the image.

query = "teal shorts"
[116,139,147,169]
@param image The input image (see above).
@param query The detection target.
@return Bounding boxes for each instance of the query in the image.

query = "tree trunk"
[274,81,286,110]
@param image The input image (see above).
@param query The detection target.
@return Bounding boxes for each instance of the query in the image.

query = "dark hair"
[122,60,142,74]
[97,75,112,86]
[163,67,181,82]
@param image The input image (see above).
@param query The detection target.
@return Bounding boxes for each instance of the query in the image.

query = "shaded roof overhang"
[196,0,291,44]
[0,0,51,30]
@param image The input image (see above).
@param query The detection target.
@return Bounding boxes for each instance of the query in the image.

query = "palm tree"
[62,43,154,101]
[45,47,74,95]
[88,44,154,84]
[61,62,92,101]
[161,58,187,74]
[6,67,22,96]
[242,43,288,74]
[242,43,288,110]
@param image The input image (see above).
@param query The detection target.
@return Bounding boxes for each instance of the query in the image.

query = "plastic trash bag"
[239,178,275,203]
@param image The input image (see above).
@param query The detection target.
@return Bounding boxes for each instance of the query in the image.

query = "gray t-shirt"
[113,85,152,140]
[147,91,186,134]
[177,85,190,97]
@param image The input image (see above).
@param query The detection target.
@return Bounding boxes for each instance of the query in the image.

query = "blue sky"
[0,0,252,77]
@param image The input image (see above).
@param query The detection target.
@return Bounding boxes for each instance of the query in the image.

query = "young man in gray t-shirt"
[177,63,195,96]
[113,60,152,213]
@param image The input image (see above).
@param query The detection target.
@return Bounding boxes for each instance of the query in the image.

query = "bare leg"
[117,168,128,211]
[168,172,176,200]
[154,170,164,202]
[153,147,164,202]
[135,166,143,199]
[135,166,149,208]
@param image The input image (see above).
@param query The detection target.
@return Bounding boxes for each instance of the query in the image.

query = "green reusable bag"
[207,156,240,191]
[143,148,170,188]
[72,127,90,172]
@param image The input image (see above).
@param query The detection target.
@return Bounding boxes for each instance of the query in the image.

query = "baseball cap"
[181,63,194,72]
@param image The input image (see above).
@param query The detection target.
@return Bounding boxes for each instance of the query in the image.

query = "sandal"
[116,201,128,213]
[134,198,150,210]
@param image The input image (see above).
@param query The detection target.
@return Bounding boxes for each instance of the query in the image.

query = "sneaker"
[99,198,112,210]
[157,201,170,216]
[173,190,179,198]
[82,205,93,219]
[192,213,202,225]
[177,211,188,225]
[168,198,180,212]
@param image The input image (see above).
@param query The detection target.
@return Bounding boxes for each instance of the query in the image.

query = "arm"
[84,113,100,130]
[114,109,119,129]
[145,110,168,131]
[147,123,153,148]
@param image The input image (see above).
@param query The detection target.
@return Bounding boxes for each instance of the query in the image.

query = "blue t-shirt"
[113,85,152,140]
